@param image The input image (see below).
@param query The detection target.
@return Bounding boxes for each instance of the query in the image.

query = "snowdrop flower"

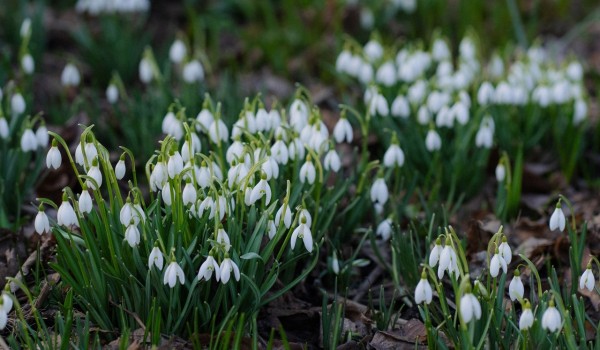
[0,293,11,330]
[0,118,8,139]
[408,80,427,105]
[249,174,271,205]
[216,228,231,252]
[198,255,220,282]
[169,39,187,64]
[432,38,451,61]
[75,141,98,167]
[425,129,442,152]
[364,40,383,62]
[289,99,309,132]
[376,61,397,86]
[36,125,49,148]
[106,83,119,104]
[220,257,241,284]
[61,63,81,87]
[376,218,392,241]
[139,56,153,83]
[57,194,78,227]
[438,241,459,279]
[369,93,389,117]
[162,182,174,205]
[498,236,512,264]
[541,300,562,332]
[573,99,587,124]
[417,106,430,125]
[163,260,185,288]
[370,177,389,205]
[196,108,214,133]
[86,159,103,190]
[489,250,507,278]
[451,101,469,125]
[268,219,277,240]
[489,54,504,78]
[271,138,289,165]
[275,202,292,229]
[475,117,494,149]
[495,163,505,182]
[21,54,34,74]
[415,271,433,305]
[549,201,566,232]
[34,209,50,234]
[11,93,26,116]
[182,59,204,83]
[460,289,482,323]
[167,151,184,179]
[21,128,37,152]
[78,189,93,214]
[208,119,228,144]
[429,238,443,266]
[115,157,126,180]
[291,215,313,253]
[182,180,197,206]
[579,264,595,291]
[197,196,215,219]
[519,300,534,330]
[20,18,31,38]
[299,157,316,184]
[509,270,524,301]
[383,136,404,168]
[336,49,352,74]
[120,200,145,226]
[148,246,164,270]
[255,107,270,132]
[391,95,410,118]
[333,117,353,143]
[161,112,184,140]
[125,224,140,247]
[324,149,341,172]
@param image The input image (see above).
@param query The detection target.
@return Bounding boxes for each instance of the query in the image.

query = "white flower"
[86,162,103,190]
[220,258,241,284]
[196,109,214,133]
[291,217,313,253]
[249,177,271,205]
[370,177,389,205]
[163,261,185,288]
[182,60,204,83]
[197,196,215,219]
[376,218,392,241]
[475,118,494,149]
[498,237,512,264]
[148,246,164,270]
[255,108,270,132]
[332,253,340,274]
[324,150,341,172]
[287,138,305,161]
[57,198,78,227]
[335,49,352,73]
[61,63,81,87]
[20,18,31,38]
[425,129,441,151]
[271,139,289,165]
[78,190,93,214]
[333,117,353,143]
[34,210,50,234]
[169,39,187,64]
[115,159,126,180]
[299,159,316,184]
[460,292,482,323]
[21,54,35,74]
[120,201,144,226]
[364,40,383,62]
[216,228,231,252]
[489,252,507,278]
[275,202,292,229]
[549,204,566,232]
[495,163,505,182]
[519,303,534,330]
[417,106,430,125]
[509,273,524,301]
[477,82,495,106]
[369,93,389,116]
[429,239,442,266]
[383,144,404,168]
[125,224,140,247]
[391,95,410,118]
[0,118,8,139]
[1,293,13,314]
[106,84,119,104]
[11,93,26,116]
[580,267,595,291]
[574,99,587,125]
[182,181,197,206]
[162,183,172,206]
[376,61,397,86]
[208,119,229,144]
[139,57,153,84]
[541,303,562,332]
[432,38,450,61]
[268,220,277,240]
[20,129,37,152]
[438,244,459,279]
[36,125,49,148]
[167,151,184,179]
[415,274,433,304]
[198,256,220,282]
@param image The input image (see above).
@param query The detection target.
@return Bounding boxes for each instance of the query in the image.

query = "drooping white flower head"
[291,215,313,253]
[20,18,31,38]
[115,158,126,180]
[415,271,433,304]
[324,149,341,172]
[106,84,119,104]
[299,157,316,184]
[169,39,187,64]
[208,119,229,144]
[370,177,389,205]
[0,118,9,139]
[163,260,185,288]
[438,241,459,279]
[148,246,164,270]
[376,218,392,241]
[86,159,103,190]
[220,257,241,284]
[139,56,154,84]
[509,271,524,301]
[268,219,277,240]
[383,136,404,168]
[125,224,140,247]
[489,251,507,278]
[182,181,197,206]
[249,175,272,205]
[333,117,353,144]
[519,301,534,330]
[275,202,292,229]
[495,163,505,182]
[167,151,184,179]
[475,116,494,149]
[432,38,451,62]
[579,266,595,291]
[541,301,562,332]
[428,238,443,267]
[425,129,442,152]
[57,193,78,228]
[36,125,49,148]
[21,54,35,74]
[391,95,410,118]
[75,141,98,168]
[376,61,397,87]
[20,129,38,152]
[78,189,93,214]
[182,59,204,83]
[34,209,50,235]
[11,93,26,116]
[364,39,383,63]
[549,201,566,232]
[198,255,220,282]
[460,290,482,323]
[61,63,81,87]
[498,236,512,264]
